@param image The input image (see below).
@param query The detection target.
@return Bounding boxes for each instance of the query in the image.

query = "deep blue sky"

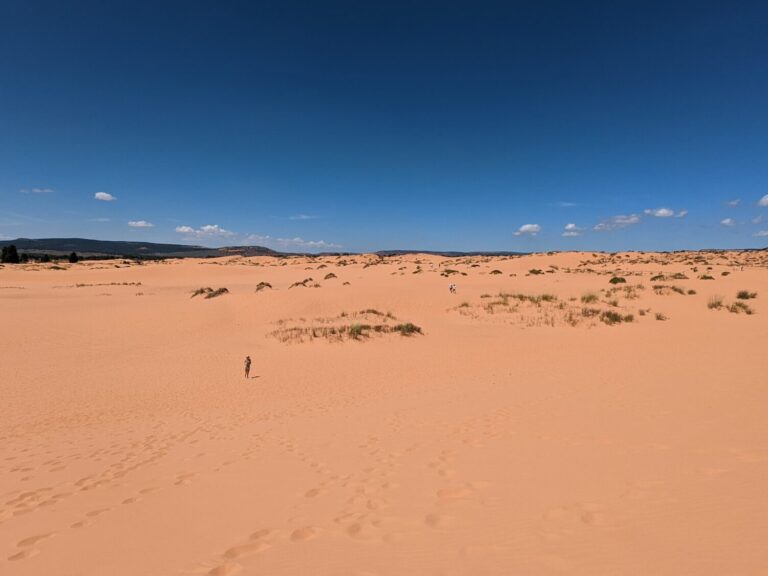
[2,1,767,251]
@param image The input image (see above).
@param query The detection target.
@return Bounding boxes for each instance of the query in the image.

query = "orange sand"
[1,251,767,575]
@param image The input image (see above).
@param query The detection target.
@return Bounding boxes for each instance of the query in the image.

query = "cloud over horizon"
[594,214,641,231]
[513,224,541,236]
[175,224,236,240]
[94,192,116,201]
[562,223,583,237]
[128,220,154,228]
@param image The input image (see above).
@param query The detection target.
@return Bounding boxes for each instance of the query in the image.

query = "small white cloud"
[754,230,768,237]
[644,207,675,218]
[175,224,236,240]
[243,234,341,251]
[759,194,768,207]
[753,215,764,224]
[513,223,541,236]
[94,192,116,201]
[91,217,111,222]
[675,210,688,218]
[21,187,54,194]
[726,199,741,207]
[594,214,641,231]
[128,220,154,228]
[720,218,736,227]
[561,223,583,237]
[288,214,318,221]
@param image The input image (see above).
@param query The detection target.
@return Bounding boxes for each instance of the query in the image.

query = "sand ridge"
[1,251,767,575]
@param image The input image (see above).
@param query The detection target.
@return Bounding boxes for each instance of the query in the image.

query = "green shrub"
[394,323,422,336]
[736,290,757,300]
[580,293,599,304]
[609,276,626,284]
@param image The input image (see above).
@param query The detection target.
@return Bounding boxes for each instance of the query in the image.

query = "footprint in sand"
[290,526,319,542]
[424,513,455,529]
[86,507,111,517]
[17,533,54,547]
[207,562,242,576]
[304,488,321,498]
[8,548,40,561]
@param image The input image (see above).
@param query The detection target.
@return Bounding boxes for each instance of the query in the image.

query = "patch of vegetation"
[728,301,754,315]
[289,277,314,288]
[393,322,422,336]
[650,274,665,281]
[581,293,599,304]
[707,295,724,309]
[699,275,715,280]
[600,310,634,325]
[191,287,229,299]
[609,276,627,284]
[670,272,689,280]
[736,290,757,300]
[655,312,667,321]
[489,269,502,275]
[687,289,696,295]
[324,272,337,280]
[721,271,730,276]
[528,269,543,275]
[441,269,460,277]
[255,282,272,292]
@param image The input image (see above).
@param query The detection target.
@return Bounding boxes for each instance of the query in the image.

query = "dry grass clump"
[255,282,272,292]
[728,301,754,315]
[489,269,502,275]
[600,310,634,325]
[707,295,724,309]
[736,290,757,300]
[609,276,626,284]
[269,310,422,343]
[655,312,668,321]
[191,287,229,299]
[581,292,599,303]
[699,274,715,280]
[653,284,686,295]
[289,277,319,288]
[324,272,337,280]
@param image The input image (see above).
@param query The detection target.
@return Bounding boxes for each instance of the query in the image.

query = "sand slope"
[1,251,767,575]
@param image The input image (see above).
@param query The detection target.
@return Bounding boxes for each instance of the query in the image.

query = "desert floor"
[1,251,767,575]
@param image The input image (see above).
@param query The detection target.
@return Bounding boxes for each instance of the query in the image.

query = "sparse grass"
[655,312,667,321]
[650,274,665,281]
[205,287,229,299]
[581,292,599,304]
[728,301,754,314]
[458,301,470,308]
[393,322,422,336]
[324,272,337,280]
[191,287,213,298]
[699,275,715,280]
[670,272,689,280]
[255,282,272,292]
[687,289,696,295]
[489,269,502,275]
[528,269,543,275]
[441,269,459,277]
[480,293,491,298]
[289,277,314,288]
[721,271,730,276]
[609,276,626,284]
[653,284,686,295]
[736,290,757,299]
[600,310,633,325]
[707,295,724,309]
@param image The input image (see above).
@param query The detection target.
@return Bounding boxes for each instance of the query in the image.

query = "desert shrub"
[528,269,543,275]
[581,293,599,303]
[581,307,601,318]
[349,324,370,339]
[394,323,422,336]
[699,275,715,280]
[68,252,79,263]
[707,295,724,309]
[489,269,502,275]
[728,301,754,315]
[480,293,491,298]
[600,310,633,325]
[721,271,730,276]
[191,287,213,298]
[255,282,272,292]
[324,272,337,280]
[458,302,470,308]
[655,313,667,321]
[736,290,757,300]
[441,269,459,277]
[670,272,688,280]
[687,289,696,295]
[650,274,665,281]
[609,276,626,284]
[289,277,314,288]
[205,287,229,299]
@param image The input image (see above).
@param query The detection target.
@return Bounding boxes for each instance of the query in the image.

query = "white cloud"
[243,234,341,251]
[94,192,116,201]
[720,218,736,227]
[594,214,641,231]
[562,223,583,237]
[175,224,236,240]
[128,220,154,228]
[754,230,768,237]
[643,207,688,218]
[513,223,541,236]
[21,187,54,194]
[288,214,318,221]
[726,199,741,207]
[753,215,764,224]
[759,194,768,207]
[553,201,576,208]
[91,217,111,222]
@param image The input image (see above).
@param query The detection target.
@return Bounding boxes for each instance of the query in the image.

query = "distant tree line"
[0,245,80,264]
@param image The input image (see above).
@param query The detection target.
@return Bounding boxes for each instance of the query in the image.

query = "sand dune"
[2,251,767,575]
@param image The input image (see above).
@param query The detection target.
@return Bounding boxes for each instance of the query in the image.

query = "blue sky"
[1,1,767,252]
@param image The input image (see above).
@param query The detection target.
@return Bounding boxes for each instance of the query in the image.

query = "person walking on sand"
[244,356,252,379]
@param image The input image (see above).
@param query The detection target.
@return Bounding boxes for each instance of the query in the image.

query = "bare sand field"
[1,251,767,575]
